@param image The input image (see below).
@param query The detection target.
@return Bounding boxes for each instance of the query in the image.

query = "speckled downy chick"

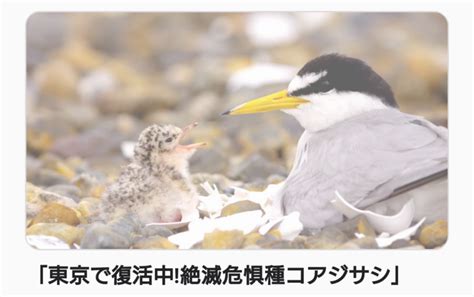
[101,123,205,224]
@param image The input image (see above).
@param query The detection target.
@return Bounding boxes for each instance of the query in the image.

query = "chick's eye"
[165,137,173,143]
[319,80,333,93]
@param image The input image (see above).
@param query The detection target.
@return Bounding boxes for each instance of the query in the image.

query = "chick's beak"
[177,122,206,150]
[222,89,309,115]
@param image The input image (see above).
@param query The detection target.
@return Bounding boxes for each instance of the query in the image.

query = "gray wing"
[282,109,447,229]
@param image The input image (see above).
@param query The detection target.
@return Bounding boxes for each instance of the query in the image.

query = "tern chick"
[101,123,206,224]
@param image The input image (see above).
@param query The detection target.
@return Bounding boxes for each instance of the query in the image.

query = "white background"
[1,0,473,295]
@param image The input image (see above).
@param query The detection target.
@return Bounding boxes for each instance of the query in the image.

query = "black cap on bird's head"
[223,53,397,118]
[289,54,397,108]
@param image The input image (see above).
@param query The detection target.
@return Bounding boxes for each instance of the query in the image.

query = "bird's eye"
[165,137,173,143]
[319,80,333,93]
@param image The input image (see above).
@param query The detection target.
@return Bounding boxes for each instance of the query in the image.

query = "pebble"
[46,184,82,202]
[72,172,106,199]
[257,233,306,249]
[185,92,220,120]
[72,173,98,196]
[26,183,47,218]
[253,233,282,248]
[98,83,178,115]
[220,200,262,217]
[38,190,79,210]
[107,215,143,239]
[305,226,349,249]
[387,239,425,250]
[417,220,448,248]
[26,155,43,182]
[337,237,378,249]
[27,201,45,220]
[191,173,241,196]
[30,202,80,226]
[27,235,71,249]
[331,215,376,239]
[59,102,101,130]
[26,223,84,246]
[242,232,264,247]
[30,168,69,187]
[266,174,286,185]
[238,124,290,160]
[77,197,101,221]
[27,129,54,154]
[202,230,245,249]
[51,123,125,158]
[141,225,174,238]
[397,245,426,250]
[229,154,287,183]
[387,239,411,249]
[33,59,79,99]
[271,240,306,249]
[133,236,177,249]
[189,147,229,174]
[80,223,131,249]
[58,40,105,72]
[26,182,79,219]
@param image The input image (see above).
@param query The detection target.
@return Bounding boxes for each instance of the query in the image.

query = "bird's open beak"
[177,122,206,151]
[222,89,309,115]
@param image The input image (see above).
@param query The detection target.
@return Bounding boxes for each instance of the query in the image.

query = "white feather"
[287,71,327,93]
[284,91,389,132]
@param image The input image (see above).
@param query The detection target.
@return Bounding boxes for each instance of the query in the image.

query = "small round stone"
[132,236,177,249]
[202,230,245,249]
[220,200,262,217]
[418,220,448,248]
[30,202,80,226]
[80,223,131,249]
[26,223,84,246]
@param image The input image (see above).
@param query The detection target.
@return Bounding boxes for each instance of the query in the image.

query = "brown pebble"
[418,220,448,248]
[30,202,80,226]
[202,230,244,249]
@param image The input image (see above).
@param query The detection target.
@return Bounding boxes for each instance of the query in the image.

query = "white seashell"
[26,235,70,249]
[179,182,304,249]
[259,211,303,241]
[231,182,285,218]
[168,231,204,249]
[275,212,303,241]
[169,210,265,249]
[331,190,415,234]
[190,210,265,234]
[259,215,284,235]
[198,182,227,218]
[375,218,426,248]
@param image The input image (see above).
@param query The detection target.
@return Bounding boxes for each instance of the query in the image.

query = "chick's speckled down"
[101,124,202,224]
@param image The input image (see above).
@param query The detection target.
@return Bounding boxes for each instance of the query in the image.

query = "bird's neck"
[133,148,191,178]
[284,91,390,132]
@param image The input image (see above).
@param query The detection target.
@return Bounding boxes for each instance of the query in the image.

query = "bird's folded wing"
[282,109,448,219]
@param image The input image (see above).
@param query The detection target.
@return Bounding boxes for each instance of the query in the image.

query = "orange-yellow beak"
[222,89,309,115]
